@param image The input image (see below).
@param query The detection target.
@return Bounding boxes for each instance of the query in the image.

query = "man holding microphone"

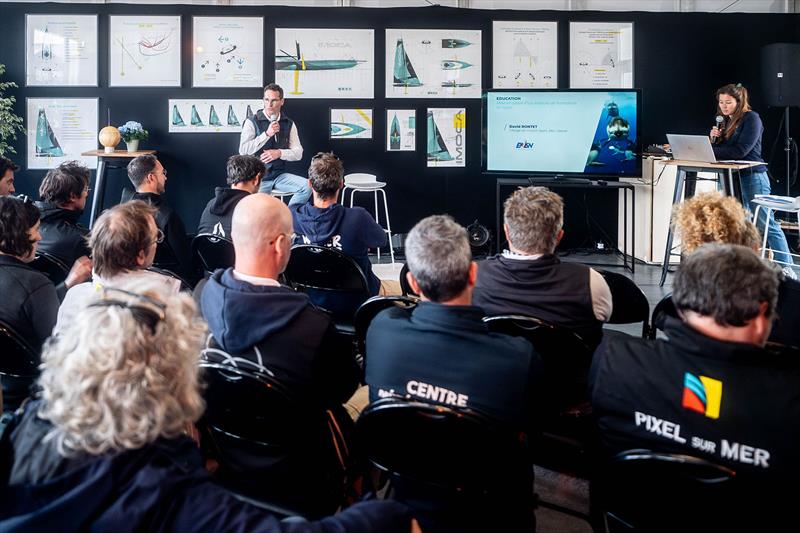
[239,83,311,206]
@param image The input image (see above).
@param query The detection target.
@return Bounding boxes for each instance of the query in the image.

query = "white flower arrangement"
[118,121,149,142]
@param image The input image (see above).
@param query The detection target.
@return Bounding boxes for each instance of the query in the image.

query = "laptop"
[666,134,718,163]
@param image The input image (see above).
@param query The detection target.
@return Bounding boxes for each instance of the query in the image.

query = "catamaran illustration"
[190,105,205,127]
[331,122,367,137]
[441,60,472,70]
[227,105,240,127]
[389,114,401,150]
[35,108,64,157]
[426,111,453,162]
[276,42,363,71]
[442,38,472,49]
[172,105,186,126]
[209,105,222,127]
[393,38,422,88]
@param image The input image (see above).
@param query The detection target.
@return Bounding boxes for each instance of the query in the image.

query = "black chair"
[649,294,677,339]
[353,295,417,369]
[0,320,40,412]
[599,269,651,338]
[29,251,70,286]
[191,233,235,275]
[398,262,418,297]
[283,244,371,326]
[146,266,193,292]
[357,398,534,532]
[198,360,351,519]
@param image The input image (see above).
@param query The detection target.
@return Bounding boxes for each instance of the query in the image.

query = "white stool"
[271,190,294,204]
[341,173,395,264]
[751,194,800,267]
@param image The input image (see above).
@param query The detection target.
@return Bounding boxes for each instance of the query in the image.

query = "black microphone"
[713,115,724,144]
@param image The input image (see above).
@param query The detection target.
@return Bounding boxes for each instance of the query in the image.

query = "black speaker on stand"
[761,43,800,196]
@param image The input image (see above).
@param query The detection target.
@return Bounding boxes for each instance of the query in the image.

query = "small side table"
[81,149,157,228]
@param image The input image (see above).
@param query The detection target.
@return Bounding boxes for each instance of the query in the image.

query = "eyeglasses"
[88,287,167,333]
[15,194,32,205]
[151,228,165,246]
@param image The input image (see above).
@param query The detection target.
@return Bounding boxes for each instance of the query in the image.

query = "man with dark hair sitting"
[292,152,386,296]
[127,154,193,281]
[197,154,263,238]
[0,156,18,196]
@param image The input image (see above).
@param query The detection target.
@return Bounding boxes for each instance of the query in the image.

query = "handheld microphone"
[713,115,724,144]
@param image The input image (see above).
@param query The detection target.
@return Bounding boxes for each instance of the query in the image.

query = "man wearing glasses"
[238,83,311,207]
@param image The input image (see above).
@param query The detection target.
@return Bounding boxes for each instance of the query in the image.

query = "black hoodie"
[197,187,250,238]
[35,201,89,265]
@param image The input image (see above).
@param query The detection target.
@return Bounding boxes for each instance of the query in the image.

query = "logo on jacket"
[682,372,722,419]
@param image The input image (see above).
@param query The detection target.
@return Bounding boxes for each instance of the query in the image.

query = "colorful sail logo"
[682,372,722,419]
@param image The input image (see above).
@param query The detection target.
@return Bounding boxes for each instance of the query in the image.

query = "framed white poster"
[275,29,374,99]
[330,108,373,140]
[26,97,98,170]
[110,15,181,87]
[492,21,557,89]
[426,108,465,167]
[386,29,482,99]
[386,109,416,151]
[569,22,634,88]
[169,99,262,133]
[193,17,264,88]
[26,14,98,87]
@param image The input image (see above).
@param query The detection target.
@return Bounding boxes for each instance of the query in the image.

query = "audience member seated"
[127,154,194,281]
[0,196,58,351]
[197,154,262,239]
[364,214,541,532]
[472,186,612,349]
[0,279,416,532]
[292,152,386,296]
[674,191,800,347]
[0,156,18,196]
[590,244,800,488]
[56,201,180,333]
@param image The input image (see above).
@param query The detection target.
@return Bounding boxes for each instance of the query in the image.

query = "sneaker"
[782,266,798,281]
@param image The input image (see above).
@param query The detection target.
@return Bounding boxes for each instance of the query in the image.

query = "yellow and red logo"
[682,372,722,419]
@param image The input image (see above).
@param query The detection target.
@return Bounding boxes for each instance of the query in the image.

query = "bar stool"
[271,190,294,204]
[752,195,800,267]
[340,173,395,264]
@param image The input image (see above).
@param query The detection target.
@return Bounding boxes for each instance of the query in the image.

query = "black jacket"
[197,187,250,239]
[0,400,413,532]
[130,192,195,282]
[0,256,59,351]
[35,202,89,265]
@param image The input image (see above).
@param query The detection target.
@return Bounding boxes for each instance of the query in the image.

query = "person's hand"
[266,121,280,137]
[260,149,282,164]
[710,126,722,139]
[64,255,92,289]
[410,519,422,533]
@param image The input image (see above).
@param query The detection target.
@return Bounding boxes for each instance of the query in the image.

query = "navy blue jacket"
[292,202,386,296]
[712,111,767,174]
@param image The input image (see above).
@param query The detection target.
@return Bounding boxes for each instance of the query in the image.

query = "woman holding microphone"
[710,83,795,274]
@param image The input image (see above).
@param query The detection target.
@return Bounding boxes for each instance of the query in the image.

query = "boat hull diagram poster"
[492,21,557,89]
[193,17,264,88]
[275,29,374,99]
[569,22,633,88]
[26,15,98,87]
[330,109,373,140]
[26,98,98,170]
[427,108,465,167]
[169,99,262,133]
[110,16,181,87]
[386,109,416,151]
[386,29,481,99]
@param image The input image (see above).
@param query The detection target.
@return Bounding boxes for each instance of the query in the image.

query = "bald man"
[199,193,359,408]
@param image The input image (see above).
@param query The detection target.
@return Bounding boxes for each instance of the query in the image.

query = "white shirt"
[231,270,281,287]
[238,112,303,162]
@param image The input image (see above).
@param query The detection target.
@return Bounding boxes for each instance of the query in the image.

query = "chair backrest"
[483,314,592,411]
[29,252,70,286]
[191,233,235,274]
[650,294,677,339]
[398,262,418,297]
[344,173,379,186]
[599,269,651,338]
[0,320,40,412]
[354,295,418,364]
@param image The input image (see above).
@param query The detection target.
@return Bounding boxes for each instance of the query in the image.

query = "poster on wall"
[110,15,181,87]
[330,109,373,140]
[492,21,557,89]
[386,109,416,151]
[386,29,482,99]
[426,108,465,167]
[26,14,98,87]
[569,22,633,88]
[275,28,374,99]
[193,17,264,88]
[168,99,262,133]
[26,98,98,170]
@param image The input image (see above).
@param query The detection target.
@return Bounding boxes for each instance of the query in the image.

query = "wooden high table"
[659,159,763,285]
[81,149,157,228]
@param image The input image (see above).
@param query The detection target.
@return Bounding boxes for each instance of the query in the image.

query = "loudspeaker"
[761,43,800,107]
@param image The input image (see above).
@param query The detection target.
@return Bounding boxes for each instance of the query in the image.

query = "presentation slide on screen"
[486,91,638,175]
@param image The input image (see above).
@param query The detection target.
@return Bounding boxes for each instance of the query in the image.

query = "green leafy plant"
[0,64,25,156]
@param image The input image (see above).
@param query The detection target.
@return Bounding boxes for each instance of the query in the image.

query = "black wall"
[2,3,799,243]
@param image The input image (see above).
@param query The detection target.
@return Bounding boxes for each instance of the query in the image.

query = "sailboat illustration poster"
[492,21,557,89]
[569,22,634,88]
[386,109,416,152]
[168,99,262,133]
[26,98,98,170]
[385,29,481,99]
[427,108,465,168]
[330,109,373,140]
[110,16,181,87]
[275,29,374,99]
[26,15,98,87]
[193,17,264,88]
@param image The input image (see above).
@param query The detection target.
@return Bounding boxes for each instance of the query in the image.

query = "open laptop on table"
[666,134,761,165]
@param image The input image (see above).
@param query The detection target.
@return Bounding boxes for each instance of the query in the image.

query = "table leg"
[660,167,686,286]
[89,158,107,229]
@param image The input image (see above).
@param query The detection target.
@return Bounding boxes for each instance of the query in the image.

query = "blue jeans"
[741,170,794,266]
[259,172,311,206]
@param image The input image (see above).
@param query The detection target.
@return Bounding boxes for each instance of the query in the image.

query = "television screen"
[484,89,641,176]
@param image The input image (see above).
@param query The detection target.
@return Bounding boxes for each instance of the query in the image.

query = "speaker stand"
[784,106,793,197]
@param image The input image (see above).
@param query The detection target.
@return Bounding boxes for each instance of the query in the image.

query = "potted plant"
[0,64,25,157]
[118,121,149,152]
